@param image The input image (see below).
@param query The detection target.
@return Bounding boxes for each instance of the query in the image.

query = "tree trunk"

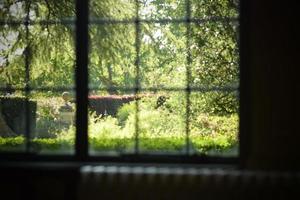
[106,64,118,94]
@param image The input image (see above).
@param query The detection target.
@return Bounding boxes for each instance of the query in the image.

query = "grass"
[0,134,238,155]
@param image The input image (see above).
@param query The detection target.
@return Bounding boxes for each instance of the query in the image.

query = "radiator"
[79,165,300,200]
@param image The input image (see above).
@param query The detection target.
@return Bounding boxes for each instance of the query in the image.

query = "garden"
[0,0,239,156]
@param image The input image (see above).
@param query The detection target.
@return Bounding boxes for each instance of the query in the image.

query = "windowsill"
[0,160,238,171]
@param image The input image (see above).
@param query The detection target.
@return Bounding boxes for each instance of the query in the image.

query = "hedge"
[88,95,138,116]
[0,96,37,137]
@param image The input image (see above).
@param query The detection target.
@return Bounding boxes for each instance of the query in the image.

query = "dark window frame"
[0,0,244,166]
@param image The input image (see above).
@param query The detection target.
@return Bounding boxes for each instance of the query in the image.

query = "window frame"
[0,0,243,166]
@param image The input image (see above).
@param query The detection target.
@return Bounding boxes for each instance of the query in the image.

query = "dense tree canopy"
[0,0,239,114]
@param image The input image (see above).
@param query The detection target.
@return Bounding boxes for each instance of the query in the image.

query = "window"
[0,0,239,163]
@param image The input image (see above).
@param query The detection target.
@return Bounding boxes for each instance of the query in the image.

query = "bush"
[189,92,239,116]
[34,96,66,138]
[116,102,136,126]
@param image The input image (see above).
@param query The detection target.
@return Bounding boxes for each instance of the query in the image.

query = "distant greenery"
[0,0,239,155]
[0,95,238,154]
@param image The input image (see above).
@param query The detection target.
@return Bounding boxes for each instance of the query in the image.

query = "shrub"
[190,114,238,140]
[34,96,66,138]
[116,101,136,126]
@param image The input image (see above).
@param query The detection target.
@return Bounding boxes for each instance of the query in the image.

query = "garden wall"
[88,95,138,116]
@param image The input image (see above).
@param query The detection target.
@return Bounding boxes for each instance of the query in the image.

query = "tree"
[0,0,136,92]
[191,0,239,115]
[0,0,239,114]
[139,0,239,115]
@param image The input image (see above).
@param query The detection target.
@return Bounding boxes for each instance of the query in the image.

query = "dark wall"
[0,165,78,200]
[241,1,300,170]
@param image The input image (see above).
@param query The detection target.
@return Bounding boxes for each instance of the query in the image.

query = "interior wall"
[243,0,300,170]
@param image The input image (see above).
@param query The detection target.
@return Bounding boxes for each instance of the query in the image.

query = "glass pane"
[0,1,26,20]
[190,21,239,88]
[140,23,186,88]
[189,91,239,156]
[89,24,135,91]
[29,24,75,89]
[89,0,135,20]
[0,22,27,152]
[34,1,75,21]
[0,95,29,152]
[191,0,239,18]
[30,91,75,154]
[140,0,186,20]
[89,90,137,155]
[138,91,187,153]
[0,1,75,21]
[0,24,26,89]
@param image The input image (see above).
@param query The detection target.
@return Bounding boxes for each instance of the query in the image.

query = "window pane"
[89,24,136,91]
[0,1,26,20]
[1,0,240,159]
[0,91,76,154]
[88,90,136,155]
[0,94,29,152]
[191,0,239,18]
[87,1,240,158]
[0,23,27,152]
[140,23,186,88]
[190,21,239,88]
[34,1,75,20]
[89,0,135,20]
[29,24,75,89]
[31,91,75,154]
[0,1,75,20]
[189,91,239,156]
[0,24,26,89]
[138,91,187,153]
[0,1,76,154]
[140,0,186,20]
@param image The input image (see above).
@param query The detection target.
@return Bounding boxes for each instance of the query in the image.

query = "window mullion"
[185,0,192,155]
[75,0,89,160]
[134,0,141,155]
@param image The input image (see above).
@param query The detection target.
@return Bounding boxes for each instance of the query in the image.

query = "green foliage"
[191,0,238,18]
[0,96,238,153]
[0,1,240,154]
[35,97,61,138]
[89,115,124,139]
[38,97,238,153]
[189,92,239,116]
[1,0,239,114]
[0,136,25,151]
[0,0,136,90]
[0,111,237,153]
[116,102,136,126]
[31,137,73,152]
